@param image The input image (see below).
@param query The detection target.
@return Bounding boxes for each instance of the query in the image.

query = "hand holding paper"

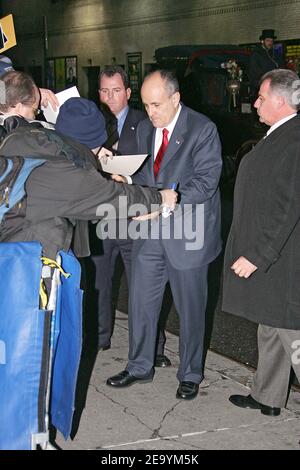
[100,154,149,176]
[41,86,80,124]
[40,88,59,111]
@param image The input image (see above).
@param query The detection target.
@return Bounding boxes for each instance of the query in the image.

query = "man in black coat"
[248,29,279,97]
[222,69,300,416]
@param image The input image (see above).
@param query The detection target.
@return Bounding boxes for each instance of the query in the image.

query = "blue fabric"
[50,250,83,440]
[0,242,83,449]
[0,157,45,223]
[0,241,45,450]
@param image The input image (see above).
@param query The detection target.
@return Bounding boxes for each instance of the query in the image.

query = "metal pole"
[43,15,48,88]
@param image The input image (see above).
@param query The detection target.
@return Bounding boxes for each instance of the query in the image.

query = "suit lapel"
[146,127,156,183]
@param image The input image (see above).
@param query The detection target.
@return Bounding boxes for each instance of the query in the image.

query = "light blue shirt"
[116,105,129,137]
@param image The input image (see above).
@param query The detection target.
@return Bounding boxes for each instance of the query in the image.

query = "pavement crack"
[151,401,181,439]
[91,384,154,433]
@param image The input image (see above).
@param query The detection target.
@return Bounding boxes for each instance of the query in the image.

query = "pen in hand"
[161,182,177,218]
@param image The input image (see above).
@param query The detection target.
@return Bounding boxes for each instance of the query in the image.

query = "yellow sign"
[0,14,17,54]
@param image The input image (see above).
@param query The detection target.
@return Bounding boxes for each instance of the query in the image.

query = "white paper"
[41,86,80,124]
[100,154,149,176]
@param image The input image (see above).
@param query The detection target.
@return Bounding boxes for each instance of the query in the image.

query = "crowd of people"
[0,26,300,445]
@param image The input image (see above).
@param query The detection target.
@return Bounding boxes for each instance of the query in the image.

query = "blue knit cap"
[56,97,107,149]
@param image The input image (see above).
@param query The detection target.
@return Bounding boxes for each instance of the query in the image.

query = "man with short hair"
[95,65,171,365]
[223,69,300,416]
[107,70,222,400]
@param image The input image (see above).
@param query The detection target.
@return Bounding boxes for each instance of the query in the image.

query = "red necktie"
[154,128,169,178]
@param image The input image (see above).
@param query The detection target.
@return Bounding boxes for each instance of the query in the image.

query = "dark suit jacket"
[132,104,222,270]
[222,114,300,329]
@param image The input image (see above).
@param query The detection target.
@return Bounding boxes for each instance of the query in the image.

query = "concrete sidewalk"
[56,311,300,450]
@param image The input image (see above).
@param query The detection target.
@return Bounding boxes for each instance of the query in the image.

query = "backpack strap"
[0,156,46,224]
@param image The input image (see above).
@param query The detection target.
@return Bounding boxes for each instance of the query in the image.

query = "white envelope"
[100,154,149,176]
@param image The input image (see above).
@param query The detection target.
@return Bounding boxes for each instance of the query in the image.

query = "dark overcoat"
[249,44,278,93]
[222,115,300,329]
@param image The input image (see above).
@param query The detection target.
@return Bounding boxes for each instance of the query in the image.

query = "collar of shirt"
[266,113,297,137]
[154,103,182,159]
[116,105,129,137]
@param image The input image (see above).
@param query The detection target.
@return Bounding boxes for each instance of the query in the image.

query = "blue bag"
[0,241,82,450]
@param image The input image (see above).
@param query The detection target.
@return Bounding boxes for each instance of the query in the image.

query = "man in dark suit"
[107,70,222,400]
[93,66,171,366]
[223,69,300,416]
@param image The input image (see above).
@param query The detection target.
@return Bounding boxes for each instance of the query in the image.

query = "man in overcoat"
[222,68,300,416]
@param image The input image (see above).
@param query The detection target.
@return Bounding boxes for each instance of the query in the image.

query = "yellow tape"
[41,256,71,278]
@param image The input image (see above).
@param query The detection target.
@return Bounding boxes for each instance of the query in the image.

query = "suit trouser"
[91,238,132,347]
[251,324,300,408]
[126,239,208,383]
[91,238,167,353]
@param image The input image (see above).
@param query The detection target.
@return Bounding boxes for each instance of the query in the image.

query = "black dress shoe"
[155,354,171,368]
[229,394,281,416]
[176,381,199,400]
[106,370,153,388]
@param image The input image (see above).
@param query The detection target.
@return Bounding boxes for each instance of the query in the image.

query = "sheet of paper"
[100,154,149,176]
[41,86,80,124]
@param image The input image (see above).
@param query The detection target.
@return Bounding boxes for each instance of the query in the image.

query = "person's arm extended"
[26,159,178,222]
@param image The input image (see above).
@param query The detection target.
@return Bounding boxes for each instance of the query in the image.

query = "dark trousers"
[90,237,167,353]
[127,239,208,383]
[91,238,132,348]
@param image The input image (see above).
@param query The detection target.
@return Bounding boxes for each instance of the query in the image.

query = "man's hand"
[231,256,257,278]
[39,88,59,111]
[111,174,128,183]
[159,189,177,211]
[97,147,113,164]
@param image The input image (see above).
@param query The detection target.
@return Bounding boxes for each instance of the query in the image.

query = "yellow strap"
[39,279,48,309]
[41,256,71,279]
